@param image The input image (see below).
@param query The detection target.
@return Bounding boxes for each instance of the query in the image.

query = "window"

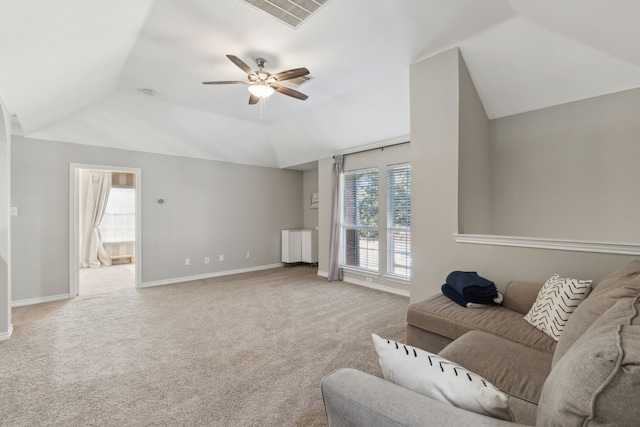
[99,187,136,243]
[387,164,411,278]
[341,168,379,272]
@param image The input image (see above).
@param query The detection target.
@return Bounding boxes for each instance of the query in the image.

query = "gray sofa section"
[322,259,640,426]
[406,281,553,355]
[404,281,555,424]
[322,368,524,427]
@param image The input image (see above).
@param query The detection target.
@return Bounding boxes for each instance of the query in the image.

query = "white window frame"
[340,168,379,273]
[386,163,411,279]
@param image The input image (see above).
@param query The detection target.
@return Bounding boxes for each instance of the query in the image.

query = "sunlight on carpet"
[79,263,135,295]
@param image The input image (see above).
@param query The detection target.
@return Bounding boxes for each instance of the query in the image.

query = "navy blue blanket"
[442,284,501,307]
[446,271,497,303]
[441,284,469,307]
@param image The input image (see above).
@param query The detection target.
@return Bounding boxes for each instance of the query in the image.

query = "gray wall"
[11,136,303,302]
[302,168,318,230]
[409,47,636,303]
[410,48,462,302]
[489,87,640,242]
[458,53,491,235]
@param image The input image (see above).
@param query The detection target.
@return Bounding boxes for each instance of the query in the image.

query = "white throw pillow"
[524,274,592,341]
[371,334,512,421]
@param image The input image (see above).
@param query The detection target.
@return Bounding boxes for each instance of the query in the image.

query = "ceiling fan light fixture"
[248,82,275,98]
[203,54,309,103]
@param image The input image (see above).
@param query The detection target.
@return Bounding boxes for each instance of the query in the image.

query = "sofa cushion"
[553,259,640,366]
[407,294,556,355]
[372,334,513,421]
[502,281,544,315]
[537,289,640,426]
[439,330,552,425]
[406,323,455,354]
[523,274,592,341]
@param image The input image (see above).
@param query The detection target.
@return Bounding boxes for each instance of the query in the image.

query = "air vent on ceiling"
[240,0,330,29]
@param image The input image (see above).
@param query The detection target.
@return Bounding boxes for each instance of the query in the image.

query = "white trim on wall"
[0,324,12,340]
[140,263,283,288]
[69,163,142,297]
[454,234,640,256]
[317,269,409,297]
[12,294,70,307]
[342,275,410,297]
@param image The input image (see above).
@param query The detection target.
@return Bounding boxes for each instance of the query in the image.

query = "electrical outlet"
[205,257,210,264]
[219,254,224,262]
[185,258,191,266]
[246,252,250,259]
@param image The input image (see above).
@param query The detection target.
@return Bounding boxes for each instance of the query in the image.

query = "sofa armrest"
[502,281,543,315]
[321,368,523,427]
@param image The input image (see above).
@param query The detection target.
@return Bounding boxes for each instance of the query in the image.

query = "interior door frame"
[69,163,142,296]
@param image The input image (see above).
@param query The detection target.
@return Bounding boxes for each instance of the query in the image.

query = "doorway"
[69,163,142,296]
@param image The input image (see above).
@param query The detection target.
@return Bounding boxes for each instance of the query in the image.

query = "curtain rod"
[333,141,409,159]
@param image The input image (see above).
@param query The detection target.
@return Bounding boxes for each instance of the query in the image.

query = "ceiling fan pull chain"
[260,96,265,122]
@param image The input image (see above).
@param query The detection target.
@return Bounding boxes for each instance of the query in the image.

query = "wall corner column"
[0,93,12,340]
[409,48,461,302]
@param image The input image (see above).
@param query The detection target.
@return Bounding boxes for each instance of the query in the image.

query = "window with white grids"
[341,168,379,272]
[387,164,411,278]
[98,187,136,243]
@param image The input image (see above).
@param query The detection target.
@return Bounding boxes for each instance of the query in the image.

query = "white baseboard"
[12,293,70,307]
[343,276,410,297]
[0,324,13,341]
[140,263,284,288]
[319,270,409,297]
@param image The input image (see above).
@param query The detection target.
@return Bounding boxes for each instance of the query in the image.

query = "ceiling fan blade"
[202,80,246,85]
[273,85,308,101]
[273,67,310,82]
[227,54,256,76]
[249,94,260,105]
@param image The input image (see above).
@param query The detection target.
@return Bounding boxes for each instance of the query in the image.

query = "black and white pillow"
[524,274,592,341]
[372,334,512,421]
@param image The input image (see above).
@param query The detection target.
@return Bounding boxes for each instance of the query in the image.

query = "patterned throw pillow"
[372,334,512,421]
[524,274,592,341]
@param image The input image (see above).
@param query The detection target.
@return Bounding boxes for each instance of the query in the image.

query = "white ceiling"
[1,0,639,169]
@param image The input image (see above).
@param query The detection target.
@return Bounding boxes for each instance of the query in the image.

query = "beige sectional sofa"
[321,259,640,426]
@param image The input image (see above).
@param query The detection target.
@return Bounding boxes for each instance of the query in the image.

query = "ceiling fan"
[202,55,310,104]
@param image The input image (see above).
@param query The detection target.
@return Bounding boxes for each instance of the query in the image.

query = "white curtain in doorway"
[79,171,112,268]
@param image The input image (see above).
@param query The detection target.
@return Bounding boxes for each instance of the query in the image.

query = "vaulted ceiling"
[1,0,639,168]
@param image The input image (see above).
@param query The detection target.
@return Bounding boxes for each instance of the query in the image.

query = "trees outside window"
[341,169,379,272]
[340,163,411,279]
[387,164,411,278]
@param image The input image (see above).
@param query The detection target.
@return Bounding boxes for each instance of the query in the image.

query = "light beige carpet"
[79,263,135,294]
[1,266,408,426]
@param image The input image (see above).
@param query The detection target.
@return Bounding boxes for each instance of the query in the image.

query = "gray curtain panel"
[328,155,344,281]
